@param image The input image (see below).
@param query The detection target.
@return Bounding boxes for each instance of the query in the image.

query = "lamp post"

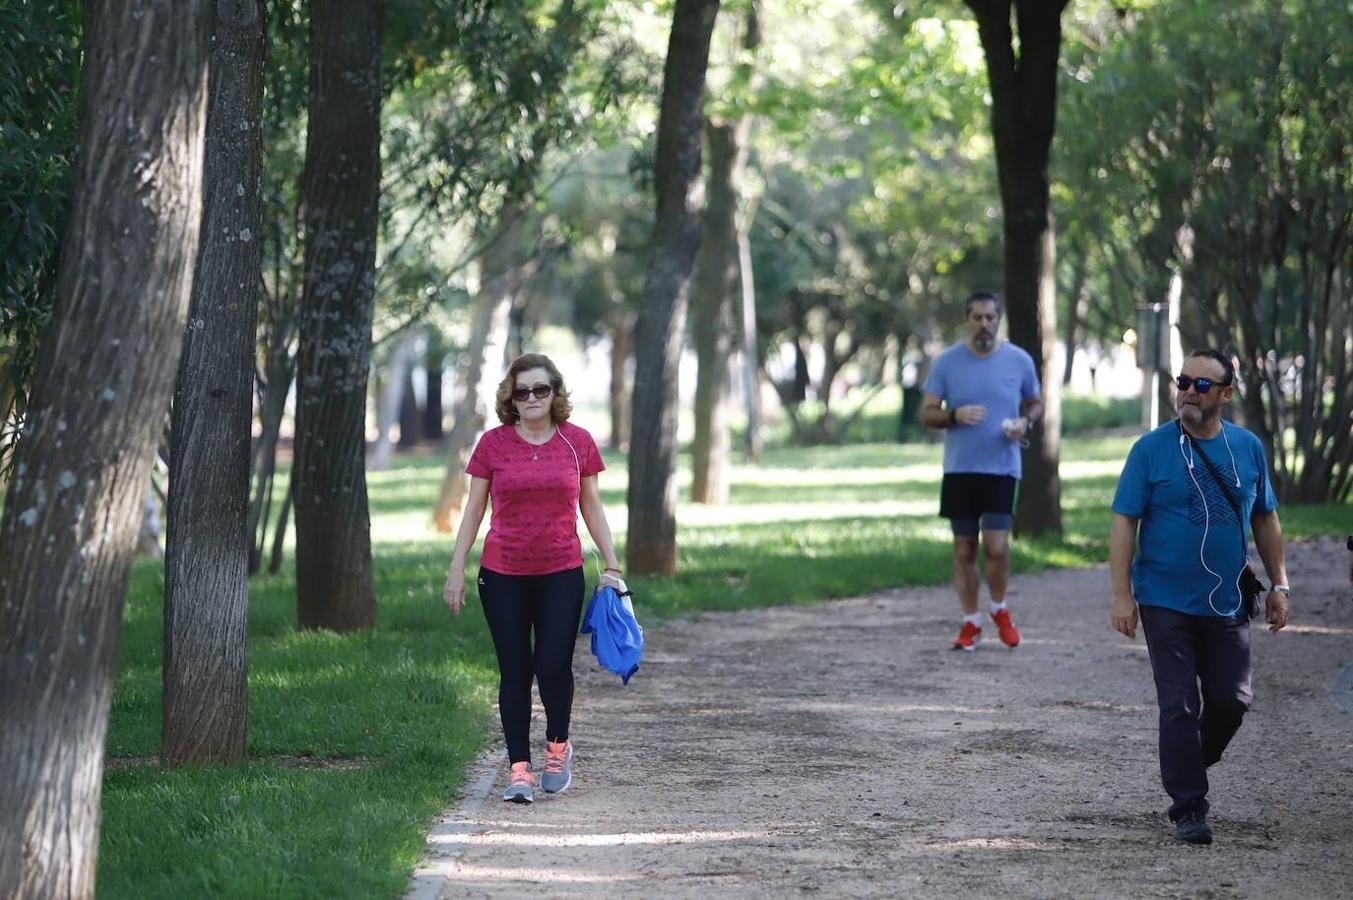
[1135,303,1169,429]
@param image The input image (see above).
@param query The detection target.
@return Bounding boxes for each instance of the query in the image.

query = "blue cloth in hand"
[580,583,643,684]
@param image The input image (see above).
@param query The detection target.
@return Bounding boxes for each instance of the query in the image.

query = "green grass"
[97,433,1347,897]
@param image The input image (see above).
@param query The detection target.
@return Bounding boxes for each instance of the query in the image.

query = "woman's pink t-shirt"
[465,421,605,576]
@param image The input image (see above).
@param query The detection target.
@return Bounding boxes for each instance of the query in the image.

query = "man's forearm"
[1109,513,1138,599]
[1021,398,1044,425]
[1252,511,1288,586]
[922,405,954,428]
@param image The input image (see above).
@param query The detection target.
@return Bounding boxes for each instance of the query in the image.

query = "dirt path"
[408,538,1353,898]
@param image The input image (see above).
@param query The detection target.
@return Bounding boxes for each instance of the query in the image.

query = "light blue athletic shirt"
[922,341,1040,478]
[1111,419,1278,617]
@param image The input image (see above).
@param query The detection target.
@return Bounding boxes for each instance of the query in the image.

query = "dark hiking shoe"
[1174,812,1213,845]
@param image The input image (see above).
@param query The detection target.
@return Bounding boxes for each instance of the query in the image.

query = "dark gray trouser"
[1138,604,1253,821]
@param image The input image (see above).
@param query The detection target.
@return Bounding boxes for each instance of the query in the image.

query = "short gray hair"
[963,291,1002,317]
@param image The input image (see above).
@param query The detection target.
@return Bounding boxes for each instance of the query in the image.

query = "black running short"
[939,473,1018,522]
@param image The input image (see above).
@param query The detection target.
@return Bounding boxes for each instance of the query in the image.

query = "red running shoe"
[951,620,982,651]
[991,607,1020,647]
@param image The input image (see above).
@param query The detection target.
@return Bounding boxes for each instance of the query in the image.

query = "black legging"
[478,565,585,765]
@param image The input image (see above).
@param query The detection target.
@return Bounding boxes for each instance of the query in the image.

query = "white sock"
[963,612,982,627]
[989,600,1008,614]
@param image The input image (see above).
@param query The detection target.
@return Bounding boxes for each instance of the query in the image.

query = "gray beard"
[973,334,995,352]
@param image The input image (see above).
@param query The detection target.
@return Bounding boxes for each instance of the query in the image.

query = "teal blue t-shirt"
[1111,419,1278,617]
[922,341,1040,478]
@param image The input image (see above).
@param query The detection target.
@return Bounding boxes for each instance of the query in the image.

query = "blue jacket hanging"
[580,583,643,684]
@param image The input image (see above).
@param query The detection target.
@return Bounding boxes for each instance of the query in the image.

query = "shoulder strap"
[1178,420,1247,560]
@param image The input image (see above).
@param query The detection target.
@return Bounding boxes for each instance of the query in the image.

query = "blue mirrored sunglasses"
[1175,374,1228,394]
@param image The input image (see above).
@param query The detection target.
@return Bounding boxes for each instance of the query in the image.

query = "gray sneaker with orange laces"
[502,761,534,803]
[541,740,573,794]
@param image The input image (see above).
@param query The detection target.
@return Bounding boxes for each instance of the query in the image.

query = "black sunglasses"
[1175,374,1229,394]
[511,384,554,402]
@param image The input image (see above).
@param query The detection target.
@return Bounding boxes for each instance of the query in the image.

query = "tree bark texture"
[162,0,266,768]
[626,0,721,574]
[689,119,742,504]
[967,0,1068,536]
[0,2,211,896]
[432,206,524,532]
[293,0,383,631]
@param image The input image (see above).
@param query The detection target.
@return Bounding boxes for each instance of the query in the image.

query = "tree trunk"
[422,331,443,441]
[398,366,423,447]
[626,0,721,574]
[369,329,418,471]
[967,0,1068,537]
[432,205,524,532]
[269,481,294,576]
[0,3,211,895]
[689,119,739,504]
[162,0,265,768]
[609,317,632,452]
[293,0,383,631]
[737,223,762,463]
[1061,245,1088,387]
[246,327,294,575]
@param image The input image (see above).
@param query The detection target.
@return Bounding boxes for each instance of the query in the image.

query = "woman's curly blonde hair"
[494,353,573,424]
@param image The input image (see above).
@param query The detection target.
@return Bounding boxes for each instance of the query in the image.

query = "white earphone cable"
[1178,425,1243,616]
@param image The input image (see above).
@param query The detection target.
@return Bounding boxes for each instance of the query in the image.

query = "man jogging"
[921,291,1043,650]
[1109,347,1290,844]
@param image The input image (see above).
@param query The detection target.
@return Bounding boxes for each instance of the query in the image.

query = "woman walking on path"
[443,353,624,803]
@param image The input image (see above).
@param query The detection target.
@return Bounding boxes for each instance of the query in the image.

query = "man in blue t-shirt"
[1109,347,1290,846]
[922,292,1043,651]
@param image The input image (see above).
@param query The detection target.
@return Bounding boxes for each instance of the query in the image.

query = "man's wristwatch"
[1271,584,1291,593]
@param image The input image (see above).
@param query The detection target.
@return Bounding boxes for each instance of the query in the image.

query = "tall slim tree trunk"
[627,0,721,574]
[246,330,294,575]
[967,0,1068,537]
[1061,246,1088,387]
[398,365,424,447]
[609,316,632,451]
[0,3,211,895]
[432,205,524,532]
[737,213,762,463]
[689,119,739,504]
[369,329,418,471]
[691,4,758,495]
[162,0,265,768]
[424,350,445,442]
[293,0,383,631]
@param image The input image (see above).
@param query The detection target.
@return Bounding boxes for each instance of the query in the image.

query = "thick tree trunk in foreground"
[966,0,1068,536]
[0,2,211,895]
[293,0,383,630]
[162,0,266,768]
[626,0,721,574]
